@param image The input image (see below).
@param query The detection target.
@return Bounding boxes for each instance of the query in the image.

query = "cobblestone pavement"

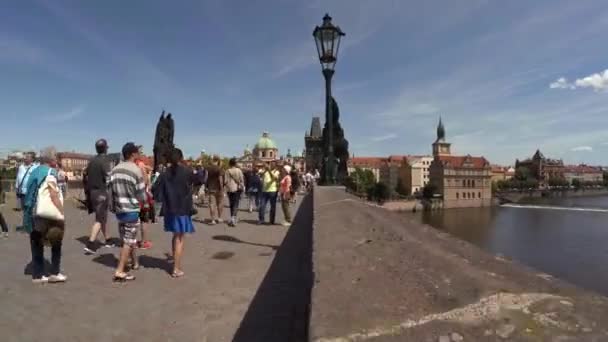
[0,194,300,342]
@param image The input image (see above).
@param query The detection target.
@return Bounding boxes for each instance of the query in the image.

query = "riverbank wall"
[310,186,608,341]
[497,188,608,204]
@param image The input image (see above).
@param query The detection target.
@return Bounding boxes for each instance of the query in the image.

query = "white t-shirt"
[305,173,314,183]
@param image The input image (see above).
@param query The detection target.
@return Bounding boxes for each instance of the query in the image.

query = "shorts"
[118,219,140,247]
[208,191,224,207]
[33,217,65,245]
[90,190,109,225]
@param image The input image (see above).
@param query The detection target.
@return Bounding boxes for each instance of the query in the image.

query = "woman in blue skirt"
[153,147,194,278]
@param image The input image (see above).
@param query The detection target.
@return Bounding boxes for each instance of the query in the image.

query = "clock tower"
[432,117,451,157]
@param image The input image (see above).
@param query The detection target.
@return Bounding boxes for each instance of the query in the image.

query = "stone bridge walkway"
[0,193,312,342]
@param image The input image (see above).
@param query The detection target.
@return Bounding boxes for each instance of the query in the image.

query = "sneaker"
[257,220,264,225]
[32,276,49,284]
[2,232,8,239]
[208,220,217,225]
[216,218,224,223]
[140,241,153,250]
[103,239,116,248]
[84,246,97,255]
[282,222,291,227]
[48,273,67,283]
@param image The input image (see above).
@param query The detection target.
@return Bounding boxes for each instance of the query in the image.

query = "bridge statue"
[321,96,349,183]
[153,110,175,172]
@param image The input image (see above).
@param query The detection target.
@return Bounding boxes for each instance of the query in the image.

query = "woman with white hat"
[279,165,293,227]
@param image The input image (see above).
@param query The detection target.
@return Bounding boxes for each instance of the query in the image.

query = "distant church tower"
[305,116,323,171]
[432,117,451,157]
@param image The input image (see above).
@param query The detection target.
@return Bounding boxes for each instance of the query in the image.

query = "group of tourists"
[10,138,312,284]
[82,139,194,281]
[188,155,303,227]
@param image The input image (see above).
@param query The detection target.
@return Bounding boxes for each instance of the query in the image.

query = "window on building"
[462,192,466,199]
[462,180,466,187]
[478,192,481,198]
[456,192,459,199]
[472,192,475,199]
[472,180,475,188]
[262,151,266,158]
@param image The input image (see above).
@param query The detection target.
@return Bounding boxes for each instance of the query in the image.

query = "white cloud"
[549,77,574,89]
[550,70,608,91]
[575,70,608,91]
[46,105,85,122]
[370,133,397,142]
[570,146,593,152]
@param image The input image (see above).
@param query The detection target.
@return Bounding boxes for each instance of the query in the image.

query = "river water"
[413,195,608,296]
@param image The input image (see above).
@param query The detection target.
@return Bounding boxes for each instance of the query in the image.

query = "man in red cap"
[83,139,115,254]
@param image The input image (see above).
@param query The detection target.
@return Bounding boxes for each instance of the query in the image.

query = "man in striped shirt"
[108,142,146,282]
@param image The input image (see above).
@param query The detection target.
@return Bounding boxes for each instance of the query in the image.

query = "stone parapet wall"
[310,186,608,341]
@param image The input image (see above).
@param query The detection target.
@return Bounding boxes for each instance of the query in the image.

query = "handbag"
[227,169,245,192]
[35,169,65,221]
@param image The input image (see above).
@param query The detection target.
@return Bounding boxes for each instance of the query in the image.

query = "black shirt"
[154,165,193,216]
[85,154,110,192]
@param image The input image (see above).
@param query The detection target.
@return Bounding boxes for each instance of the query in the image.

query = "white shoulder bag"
[35,169,65,221]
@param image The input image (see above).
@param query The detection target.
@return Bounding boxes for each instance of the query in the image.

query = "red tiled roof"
[563,164,602,174]
[349,157,385,168]
[387,155,407,161]
[437,155,490,169]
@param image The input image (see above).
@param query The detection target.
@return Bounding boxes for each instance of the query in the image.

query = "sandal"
[113,273,136,282]
[171,270,185,278]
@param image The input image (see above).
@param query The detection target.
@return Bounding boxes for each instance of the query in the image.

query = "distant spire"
[310,117,322,138]
[436,116,446,141]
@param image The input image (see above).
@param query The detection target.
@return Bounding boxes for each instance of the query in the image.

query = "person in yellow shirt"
[258,162,280,225]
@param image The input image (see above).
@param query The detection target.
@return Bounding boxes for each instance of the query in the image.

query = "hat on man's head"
[283,165,292,174]
[122,142,139,160]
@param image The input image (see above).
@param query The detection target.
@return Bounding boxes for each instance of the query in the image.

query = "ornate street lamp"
[313,13,345,185]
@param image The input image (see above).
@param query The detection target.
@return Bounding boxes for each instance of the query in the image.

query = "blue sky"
[2,0,608,165]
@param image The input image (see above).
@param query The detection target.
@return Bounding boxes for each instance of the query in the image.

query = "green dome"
[255,132,277,150]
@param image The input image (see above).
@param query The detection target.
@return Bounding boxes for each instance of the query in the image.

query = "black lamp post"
[313,13,345,185]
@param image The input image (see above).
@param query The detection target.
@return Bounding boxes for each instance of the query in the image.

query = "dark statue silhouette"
[153,110,175,172]
[321,96,349,182]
